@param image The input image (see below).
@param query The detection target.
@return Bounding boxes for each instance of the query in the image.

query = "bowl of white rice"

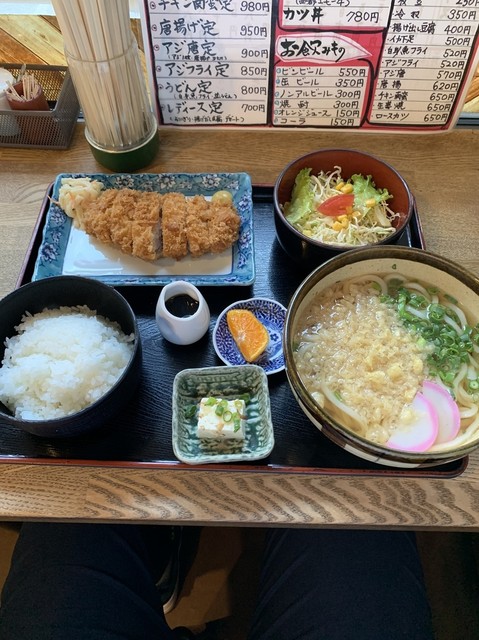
[284,246,479,468]
[0,276,141,438]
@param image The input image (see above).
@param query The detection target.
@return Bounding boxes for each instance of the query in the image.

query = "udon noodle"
[293,273,479,452]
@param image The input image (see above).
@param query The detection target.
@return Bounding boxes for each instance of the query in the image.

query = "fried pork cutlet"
[185,195,213,257]
[131,191,164,261]
[82,189,118,244]
[208,201,241,253]
[161,192,189,260]
[78,187,241,263]
[82,189,163,261]
[185,194,241,257]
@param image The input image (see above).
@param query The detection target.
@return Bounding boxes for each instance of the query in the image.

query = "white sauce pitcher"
[155,280,210,345]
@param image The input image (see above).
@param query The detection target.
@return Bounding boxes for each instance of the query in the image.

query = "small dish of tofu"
[197,397,247,441]
[172,365,274,465]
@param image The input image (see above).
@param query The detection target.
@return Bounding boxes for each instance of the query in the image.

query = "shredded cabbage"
[283,166,400,247]
[57,177,104,229]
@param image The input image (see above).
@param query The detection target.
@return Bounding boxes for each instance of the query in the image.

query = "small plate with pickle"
[213,298,286,375]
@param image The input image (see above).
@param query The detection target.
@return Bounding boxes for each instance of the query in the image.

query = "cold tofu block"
[197,397,246,440]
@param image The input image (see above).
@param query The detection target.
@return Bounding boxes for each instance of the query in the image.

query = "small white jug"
[155,280,210,345]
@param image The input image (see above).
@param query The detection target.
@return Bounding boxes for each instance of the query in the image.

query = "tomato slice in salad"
[317,193,354,216]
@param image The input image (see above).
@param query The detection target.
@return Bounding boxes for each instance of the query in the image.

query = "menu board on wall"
[140,0,479,132]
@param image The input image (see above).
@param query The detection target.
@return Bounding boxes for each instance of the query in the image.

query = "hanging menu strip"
[140,0,479,132]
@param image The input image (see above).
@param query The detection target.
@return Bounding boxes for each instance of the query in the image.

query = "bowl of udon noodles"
[0,275,141,438]
[284,246,479,468]
[273,149,414,271]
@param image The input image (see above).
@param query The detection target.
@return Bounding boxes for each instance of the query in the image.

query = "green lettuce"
[351,174,392,208]
[284,168,315,224]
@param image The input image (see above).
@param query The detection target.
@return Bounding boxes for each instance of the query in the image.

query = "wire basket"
[0,64,80,149]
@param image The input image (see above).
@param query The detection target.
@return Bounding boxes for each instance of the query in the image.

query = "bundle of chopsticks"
[52,0,153,148]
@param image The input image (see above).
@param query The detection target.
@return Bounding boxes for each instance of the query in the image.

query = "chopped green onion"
[445,307,460,323]
[439,370,455,385]
[408,293,427,309]
[427,303,445,321]
[205,397,217,406]
[468,379,479,392]
[184,404,197,419]
[223,410,233,422]
[384,281,476,388]
[215,399,228,416]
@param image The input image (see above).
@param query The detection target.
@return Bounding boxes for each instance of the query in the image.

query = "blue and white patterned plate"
[32,172,255,286]
[172,365,274,465]
[213,298,286,375]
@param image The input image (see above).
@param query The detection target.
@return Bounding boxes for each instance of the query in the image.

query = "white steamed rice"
[0,305,134,421]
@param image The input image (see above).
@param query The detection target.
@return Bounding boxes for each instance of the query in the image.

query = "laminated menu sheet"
[140,0,479,131]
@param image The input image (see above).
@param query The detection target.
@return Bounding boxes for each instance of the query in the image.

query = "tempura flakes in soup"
[0,305,134,420]
[294,277,432,444]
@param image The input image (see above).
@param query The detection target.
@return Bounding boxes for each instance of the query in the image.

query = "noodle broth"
[286,250,479,461]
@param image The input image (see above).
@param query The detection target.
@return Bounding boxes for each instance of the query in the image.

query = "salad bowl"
[273,149,414,271]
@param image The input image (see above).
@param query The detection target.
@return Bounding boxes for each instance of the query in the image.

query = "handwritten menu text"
[141,0,479,131]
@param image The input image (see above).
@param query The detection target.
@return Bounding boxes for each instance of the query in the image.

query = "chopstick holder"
[6,75,49,111]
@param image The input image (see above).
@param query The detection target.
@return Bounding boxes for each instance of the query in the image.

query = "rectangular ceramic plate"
[172,365,274,465]
[32,172,255,286]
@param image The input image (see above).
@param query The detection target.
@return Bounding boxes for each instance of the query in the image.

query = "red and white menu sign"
[140,0,479,131]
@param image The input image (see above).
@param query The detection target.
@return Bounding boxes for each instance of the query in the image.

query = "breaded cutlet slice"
[108,189,138,255]
[161,192,189,260]
[185,195,213,257]
[82,189,162,261]
[110,217,133,255]
[133,191,164,222]
[132,221,162,261]
[208,201,241,254]
[130,191,163,260]
[82,189,119,244]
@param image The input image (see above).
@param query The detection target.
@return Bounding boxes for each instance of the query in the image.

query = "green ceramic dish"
[172,365,274,465]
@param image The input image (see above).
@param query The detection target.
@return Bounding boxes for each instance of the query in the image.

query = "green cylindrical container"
[85,120,159,172]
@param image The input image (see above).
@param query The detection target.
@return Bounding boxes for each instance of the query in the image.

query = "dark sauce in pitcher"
[165,294,199,318]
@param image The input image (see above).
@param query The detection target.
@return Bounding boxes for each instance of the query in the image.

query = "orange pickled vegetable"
[226,309,269,362]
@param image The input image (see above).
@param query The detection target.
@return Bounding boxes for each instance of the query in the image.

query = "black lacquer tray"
[2,185,467,478]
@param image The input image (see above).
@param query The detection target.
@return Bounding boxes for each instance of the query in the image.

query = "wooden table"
[1,124,479,529]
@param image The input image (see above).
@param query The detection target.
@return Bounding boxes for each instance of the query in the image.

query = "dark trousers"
[0,524,434,640]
